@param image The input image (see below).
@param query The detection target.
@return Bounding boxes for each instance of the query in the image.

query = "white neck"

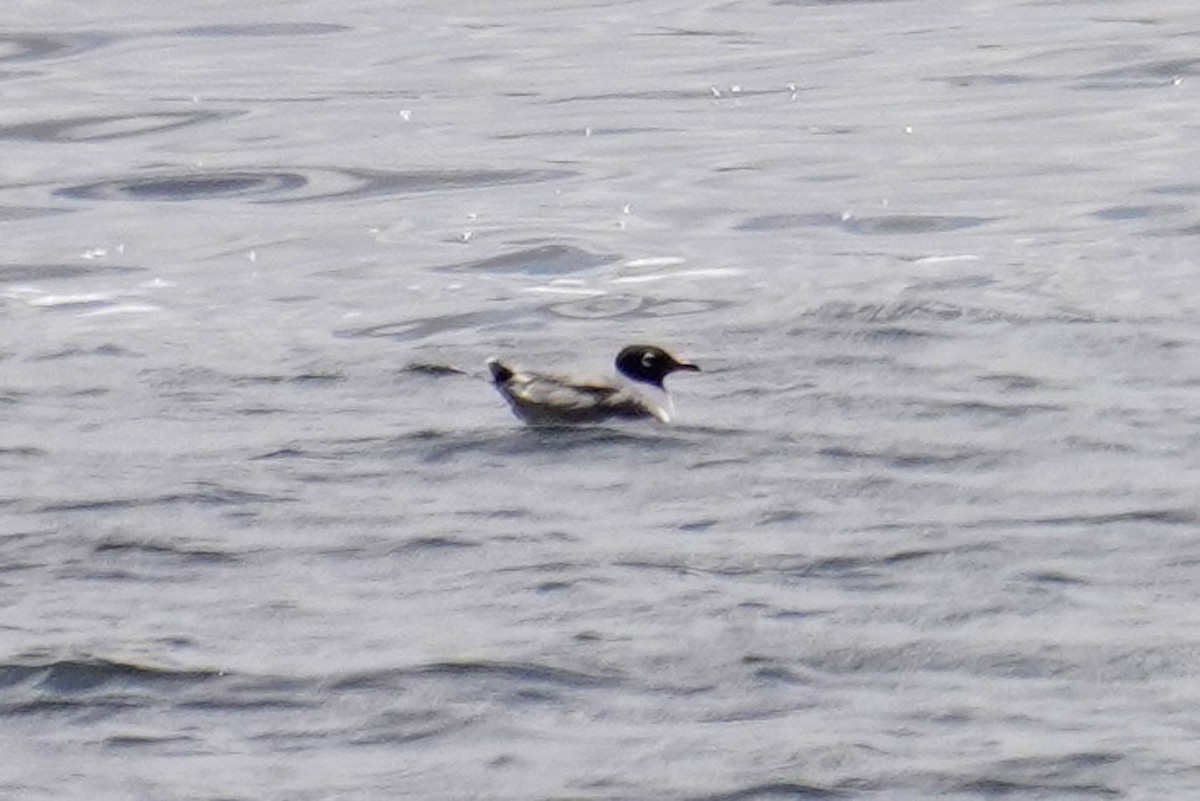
[640,382,674,423]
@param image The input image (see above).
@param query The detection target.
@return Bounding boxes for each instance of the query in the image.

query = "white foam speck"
[79,303,160,317]
[611,268,743,285]
[912,254,981,265]
[520,286,607,296]
[25,292,118,307]
[623,256,685,269]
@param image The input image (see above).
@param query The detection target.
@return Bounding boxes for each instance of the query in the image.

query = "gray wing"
[510,373,622,410]
[505,371,663,423]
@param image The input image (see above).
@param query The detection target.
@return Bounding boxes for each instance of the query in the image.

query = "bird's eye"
[641,352,657,369]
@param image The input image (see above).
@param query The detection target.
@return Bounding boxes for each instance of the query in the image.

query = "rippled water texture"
[3,1,1200,799]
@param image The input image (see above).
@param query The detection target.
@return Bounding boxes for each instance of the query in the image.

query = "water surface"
[2,1,1199,799]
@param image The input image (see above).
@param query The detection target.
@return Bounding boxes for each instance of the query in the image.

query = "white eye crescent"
[641,352,656,369]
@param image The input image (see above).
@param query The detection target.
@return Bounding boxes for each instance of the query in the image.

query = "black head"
[614,345,699,388]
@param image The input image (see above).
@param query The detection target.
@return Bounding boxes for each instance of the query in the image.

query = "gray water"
[2,1,1200,798]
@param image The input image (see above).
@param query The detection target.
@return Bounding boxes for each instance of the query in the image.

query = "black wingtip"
[486,357,514,383]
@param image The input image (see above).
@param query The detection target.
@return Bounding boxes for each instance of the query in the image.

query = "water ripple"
[1081,57,1200,89]
[340,308,522,342]
[0,110,238,143]
[393,426,700,463]
[797,299,1102,326]
[692,782,847,801]
[414,659,620,688]
[0,447,43,459]
[0,31,111,65]
[737,213,995,234]
[37,483,291,513]
[0,206,71,221]
[91,537,239,565]
[338,295,731,341]
[0,658,218,695]
[966,507,1198,529]
[56,167,573,204]
[953,777,1119,798]
[435,244,617,276]
[547,294,732,320]
[177,23,349,38]
[0,263,145,283]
